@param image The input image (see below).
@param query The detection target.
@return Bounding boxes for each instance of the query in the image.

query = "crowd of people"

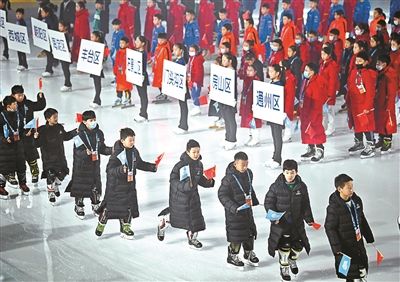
[0,0,398,281]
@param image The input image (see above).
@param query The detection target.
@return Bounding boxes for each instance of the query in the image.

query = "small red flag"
[203,165,216,180]
[39,77,43,91]
[198,95,208,105]
[155,152,165,167]
[311,222,321,230]
[75,113,83,123]
[376,249,384,265]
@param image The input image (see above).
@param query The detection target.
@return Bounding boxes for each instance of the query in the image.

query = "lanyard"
[356,71,363,86]
[1,112,20,134]
[232,170,252,197]
[123,149,136,171]
[188,56,194,75]
[84,131,98,152]
[345,199,360,232]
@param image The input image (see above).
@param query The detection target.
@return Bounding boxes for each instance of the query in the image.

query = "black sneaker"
[288,259,299,275]
[311,147,324,163]
[348,138,365,154]
[375,137,383,149]
[360,141,375,159]
[381,137,392,154]
[186,231,202,249]
[280,265,291,281]
[244,250,259,267]
[227,247,244,270]
[74,205,85,219]
[301,145,315,160]
[49,194,56,206]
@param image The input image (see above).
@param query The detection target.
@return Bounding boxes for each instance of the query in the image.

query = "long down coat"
[325,191,374,280]
[169,152,215,233]
[264,174,314,257]
[218,162,259,243]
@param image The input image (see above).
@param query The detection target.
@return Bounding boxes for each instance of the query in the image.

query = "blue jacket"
[151,25,166,55]
[305,8,320,33]
[353,0,370,25]
[258,14,274,43]
[279,8,294,32]
[216,18,232,45]
[111,29,125,55]
[241,0,256,12]
[328,4,344,25]
[184,20,200,47]
[390,0,400,23]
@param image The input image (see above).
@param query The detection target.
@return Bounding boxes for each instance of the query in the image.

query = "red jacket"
[239,75,262,128]
[198,0,215,53]
[113,48,133,92]
[308,40,322,65]
[332,39,343,65]
[370,15,385,36]
[318,0,331,35]
[389,49,400,94]
[328,17,347,44]
[220,32,237,56]
[144,5,160,45]
[355,31,370,45]
[118,2,136,48]
[319,58,339,105]
[244,26,265,61]
[300,74,327,144]
[187,54,205,86]
[347,68,377,133]
[225,0,240,46]
[71,8,90,62]
[167,1,185,45]
[281,21,296,59]
[152,41,172,88]
[284,69,296,120]
[291,0,304,33]
[298,41,310,71]
[343,0,357,32]
[374,66,398,134]
[268,49,284,66]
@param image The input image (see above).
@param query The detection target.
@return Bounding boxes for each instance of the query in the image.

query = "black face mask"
[355,64,364,69]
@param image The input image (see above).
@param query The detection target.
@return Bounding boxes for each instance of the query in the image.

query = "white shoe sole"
[244,259,259,267]
[0,195,9,200]
[120,233,134,240]
[75,214,85,220]
[226,263,244,271]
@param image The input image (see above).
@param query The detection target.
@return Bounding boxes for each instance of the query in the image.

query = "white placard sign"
[126,48,143,87]
[0,10,6,38]
[209,64,236,107]
[161,59,187,101]
[76,39,104,76]
[252,80,286,125]
[5,22,30,54]
[48,30,71,62]
[31,17,50,51]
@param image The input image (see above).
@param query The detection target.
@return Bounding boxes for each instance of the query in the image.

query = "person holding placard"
[113,36,133,106]
[218,151,259,269]
[0,0,9,61]
[264,159,314,281]
[325,174,374,281]
[58,20,72,92]
[15,8,28,71]
[40,6,59,77]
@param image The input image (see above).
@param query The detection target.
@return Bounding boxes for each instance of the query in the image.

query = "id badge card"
[245,194,253,206]
[355,228,362,241]
[127,170,134,182]
[357,83,366,94]
[13,131,20,141]
[91,151,99,161]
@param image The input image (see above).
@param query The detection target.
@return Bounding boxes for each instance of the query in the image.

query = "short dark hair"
[306,62,319,73]
[186,139,200,151]
[77,1,86,9]
[44,108,58,120]
[219,8,227,14]
[221,41,231,49]
[2,96,16,108]
[16,8,24,14]
[245,18,254,25]
[261,3,270,9]
[272,38,283,46]
[11,85,24,95]
[185,9,195,16]
[58,20,67,28]
[120,128,135,140]
[345,37,355,45]
[222,23,232,31]
[283,14,293,21]
[377,54,391,65]
[282,0,291,4]
[234,151,248,161]
[120,36,130,44]
[334,174,353,189]
[334,9,344,16]
[112,18,121,25]
[356,50,369,61]
[157,32,167,39]
[329,28,340,36]
[154,13,163,21]
[245,39,255,47]
[282,159,298,172]
[82,110,96,121]
[244,52,256,61]
[41,6,51,14]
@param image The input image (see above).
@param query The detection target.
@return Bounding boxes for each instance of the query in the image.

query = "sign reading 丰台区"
[209,64,236,107]
[0,9,6,38]
[252,80,286,125]
[161,59,187,101]
[76,39,104,76]
[126,48,143,87]
[31,17,50,51]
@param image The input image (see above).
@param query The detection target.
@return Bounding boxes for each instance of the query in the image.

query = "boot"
[348,138,365,154]
[95,222,106,237]
[0,186,8,200]
[227,246,244,269]
[74,205,85,219]
[360,141,375,159]
[279,248,291,281]
[120,223,134,240]
[288,258,298,275]
[186,231,202,249]
[311,147,324,163]
[29,160,39,184]
[244,250,259,267]
[19,183,30,195]
[301,145,315,161]
[381,137,392,154]
[47,183,56,205]
[375,136,383,149]
[280,265,291,281]
[157,216,169,241]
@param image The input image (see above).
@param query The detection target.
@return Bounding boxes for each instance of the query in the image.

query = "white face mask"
[88,121,97,130]
[295,39,301,45]
[303,71,310,79]
[271,45,279,52]
[220,48,226,54]
[243,46,250,51]
[394,20,399,26]
[328,35,335,41]
[392,46,398,52]
[376,65,383,71]
[189,51,196,57]
[355,29,362,35]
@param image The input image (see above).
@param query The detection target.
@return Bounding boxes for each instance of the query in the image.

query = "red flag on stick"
[203,165,216,180]
[199,95,208,106]
[311,222,321,230]
[76,113,83,123]
[39,77,43,91]
[155,152,165,167]
[374,244,384,265]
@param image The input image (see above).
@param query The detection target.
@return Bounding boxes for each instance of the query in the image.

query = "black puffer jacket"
[264,174,314,257]
[325,191,374,279]
[99,141,156,220]
[0,110,25,175]
[169,152,215,233]
[67,123,112,198]
[34,123,76,177]
[17,93,46,161]
[218,162,259,243]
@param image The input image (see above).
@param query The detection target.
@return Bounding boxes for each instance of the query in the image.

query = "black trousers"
[137,85,148,119]
[98,208,132,225]
[230,236,255,253]
[270,123,283,165]
[2,36,8,59]
[17,52,28,68]
[221,105,237,142]
[92,76,102,105]
[45,50,54,73]
[179,96,189,131]
[355,132,373,142]
[61,61,72,87]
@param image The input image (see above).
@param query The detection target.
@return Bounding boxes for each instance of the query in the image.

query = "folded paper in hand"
[237,203,250,211]
[265,209,286,221]
[180,165,190,181]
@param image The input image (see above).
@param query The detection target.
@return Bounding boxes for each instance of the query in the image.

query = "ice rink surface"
[0,1,399,281]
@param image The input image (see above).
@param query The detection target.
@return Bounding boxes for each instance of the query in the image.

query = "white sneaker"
[216,119,225,128]
[42,71,53,77]
[16,65,24,71]
[173,127,188,135]
[247,137,260,147]
[264,159,280,169]
[244,135,253,146]
[114,98,122,106]
[224,141,237,151]
[189,106,201,116]
[89,102,100,108]
[282,129,292,142]
[134,115,148,123]
[60,86,72,92]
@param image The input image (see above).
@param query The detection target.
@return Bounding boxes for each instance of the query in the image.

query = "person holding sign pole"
[58,20,72,92]
[325,174,374,281]
[40,6,59,77]
[264,159,315,281]
[15,8,28,71]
